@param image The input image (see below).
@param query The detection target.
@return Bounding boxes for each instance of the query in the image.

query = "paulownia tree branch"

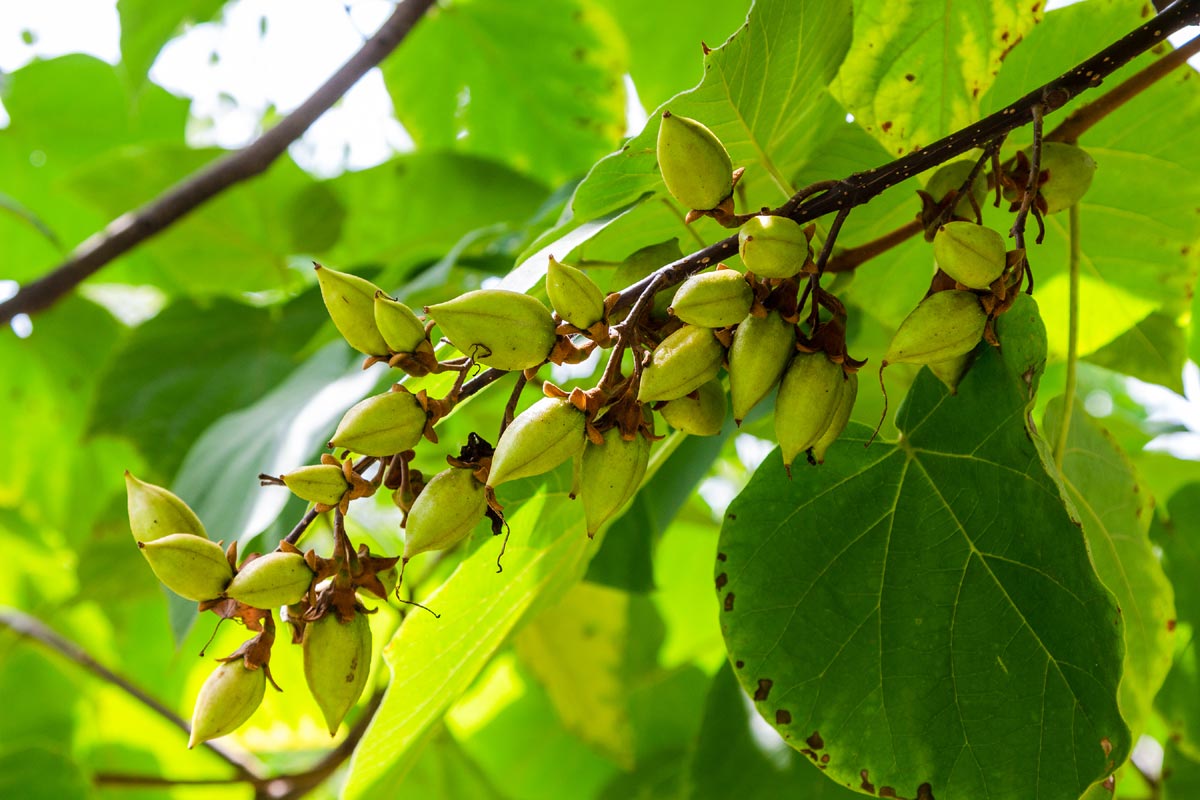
[0,0,437,328]
[611,0,1200,316]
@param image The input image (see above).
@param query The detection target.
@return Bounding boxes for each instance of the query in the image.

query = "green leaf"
[717,317,1129,797]
[0,746,90,800]
[1044,398,1175,736]
[88,294,327,475]
[342,474,591,799]
[1156,485,1200,629]
[394,724,507,800]
[1163,738,1200,799]
[686,663,863,799]
[831,0,1041,156]
[381,0,627,183]
[568,0,853,222]
[1157,629,1200,757]
[1085,311,1187,393]
[118,0,225,89]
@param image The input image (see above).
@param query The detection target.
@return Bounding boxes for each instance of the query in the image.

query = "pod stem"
[1053,203,1082,470]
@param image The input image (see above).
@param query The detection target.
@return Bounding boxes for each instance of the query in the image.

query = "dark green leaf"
[717,305,1129,798]
[0,746,89,800]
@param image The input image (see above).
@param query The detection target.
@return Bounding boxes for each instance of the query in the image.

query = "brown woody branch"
[610,0,1200,317]
[0,0,437,328]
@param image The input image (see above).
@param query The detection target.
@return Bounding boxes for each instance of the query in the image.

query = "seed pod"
[403,467,487,559]
[225,552,314,609]
[580,429,651,536]
[1036,142,1097,213]
[328,390,428,457]
[927,352,972,393]
[660,379,727,436]
[315,265,388,356]
[282,465,350,507]
[727,311,795,422]
[933,222,1005,290]
[775,353,845,468]
[303,613,372,736]
[425,289,556,371]
[669,270,752,328]
[546,257,605,330]
[924,159,987,218]
[810,372,858,465]
[738,215,811,279]
[487,397,587,487]
[637,325,725,403]
[656,111,733,210]
[611,240,682,318]
[125,471,207,543]
[884,290,987,367]
[138,533,233,602]
[374,293,426,355]
[188,660,267,748]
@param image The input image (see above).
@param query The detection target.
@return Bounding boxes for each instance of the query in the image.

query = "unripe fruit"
[425,290,556,371]
[659,379,727,436]
[924,160,987,218]
[810,372,858,465]
[487,397,587,487]
[884,290,987,366]
[1021,141,1097,214]
[188,661,266,748]
[933,222,1006,290]
[315,265,389,356]
[125,471,207,543]
[547,257,605,330]
[403,467,488,559]
[138,533,233,602]
[738,215,811,279]
[927,353,972,393]
[225,552,314,609]
[328,390,428,457]
[775,353,845,468]
[637,325,725,403]
[611,240,682,318]
[580,429,651,536]
[727,311,795,422]
[657,111,733,210]
[374,293,426,354]
[669,270,752,328]
[282,465,350,507]
[303,613,372,736]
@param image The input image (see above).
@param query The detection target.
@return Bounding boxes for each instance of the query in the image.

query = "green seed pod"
[657,111,733,210]
[282,465,350,507]
[611,240,682,318]
[738,215,812,279]
[315,265,389,356]
[188,660,267,748]
[425,289,557,371]
[378,565,399,596]
[637,325,725,403]
[924,160,987,218]
[727,311,795,422]
[810,372,858,465]
[125,471,207,543]
[547,257,605,330]
[659,379,727,436]
[225,552,314,609]
[328,390,428,457]
[580,429,651,536]
[487,397,587,487]
[927,352,972,393]
[669,270,752,328]
[932,222,1006,290]
[374,293,426,355]
[884,290,987,367]
[403,467,488,559]
[138,533,233,602]
[1036,142,1097,214]
[775,353,845,468]
[303,613,372,736]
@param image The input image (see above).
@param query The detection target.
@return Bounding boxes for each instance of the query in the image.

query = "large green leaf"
[88,294,327,475]
[831,0,1041,156]
[1084,312,1187,393]
[118,0,225,90]
[342,473,591,799]
[1163,739,1200,799]
[381,0,627,183]
[717,309,1130,798]
[568,0,853,222]
[1156,485,1200,630]
[1044,398,1175,737]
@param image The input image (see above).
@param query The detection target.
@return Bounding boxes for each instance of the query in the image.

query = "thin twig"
[1010,103,1046,251]
[825,219,923,273]
[0,606,263,781]
[0,0,438,327]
